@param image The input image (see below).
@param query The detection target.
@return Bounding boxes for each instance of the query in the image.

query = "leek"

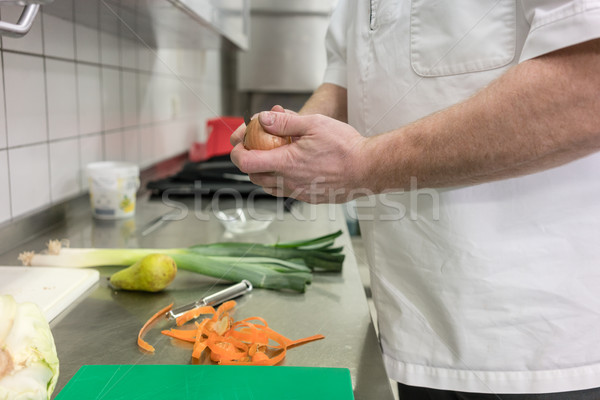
[18,231,345,293]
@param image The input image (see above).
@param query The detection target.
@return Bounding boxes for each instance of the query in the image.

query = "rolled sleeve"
[322,0,349,88]
[323,65,348,88]
[520,1,600,62]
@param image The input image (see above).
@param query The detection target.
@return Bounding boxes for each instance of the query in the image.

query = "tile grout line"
[0,9,10,222]
[97,0,106,162]
[133,13,141,166]
[71,0,83,194]
[0,47,209,81]
[117,18,125,161]
[1,43,15,223]
[0,116,203,152]
[40,11,54,205]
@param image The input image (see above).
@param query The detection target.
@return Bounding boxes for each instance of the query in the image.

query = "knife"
[140,210,180,237]
[166,280,253,320]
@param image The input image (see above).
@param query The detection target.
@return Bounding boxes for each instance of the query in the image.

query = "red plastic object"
[189,116,244,162]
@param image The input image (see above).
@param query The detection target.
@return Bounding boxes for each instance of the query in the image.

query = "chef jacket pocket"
[410,0,516,77]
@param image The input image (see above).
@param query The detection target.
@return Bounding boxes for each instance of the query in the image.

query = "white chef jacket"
[323,0,600,394]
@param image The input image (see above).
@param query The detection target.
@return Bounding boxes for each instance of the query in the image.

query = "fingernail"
[260,111,275,126]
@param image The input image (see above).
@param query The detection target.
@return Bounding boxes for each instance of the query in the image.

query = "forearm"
[299,83,348,122]
[360,39,600,192]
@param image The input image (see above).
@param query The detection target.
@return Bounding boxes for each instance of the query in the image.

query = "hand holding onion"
[231,111,369,204]
[243,117,292,150]
[230,105,295,148]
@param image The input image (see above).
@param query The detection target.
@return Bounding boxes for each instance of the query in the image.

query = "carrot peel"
[175,305,216,326]
[142,300,325,365]
[138,303,173,352]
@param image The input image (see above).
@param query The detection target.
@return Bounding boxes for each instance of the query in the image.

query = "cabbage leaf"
[0,295,59,400]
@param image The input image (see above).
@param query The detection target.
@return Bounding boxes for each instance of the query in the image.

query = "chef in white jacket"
[231,0,600,398]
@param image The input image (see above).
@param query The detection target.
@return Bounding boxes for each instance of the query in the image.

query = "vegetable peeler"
[166,280,253,320]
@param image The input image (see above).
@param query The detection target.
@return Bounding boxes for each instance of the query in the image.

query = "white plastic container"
[86,162,140,219]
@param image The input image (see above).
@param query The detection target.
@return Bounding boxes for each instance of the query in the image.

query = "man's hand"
[230,110,368,204]
[230,105,297,147]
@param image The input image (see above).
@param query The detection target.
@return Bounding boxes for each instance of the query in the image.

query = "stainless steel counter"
[0,195,394,400]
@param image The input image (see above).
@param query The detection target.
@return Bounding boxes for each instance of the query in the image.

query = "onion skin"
[243,118,291,150]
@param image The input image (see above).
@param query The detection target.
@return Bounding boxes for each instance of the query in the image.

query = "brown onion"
[243,118,291,150]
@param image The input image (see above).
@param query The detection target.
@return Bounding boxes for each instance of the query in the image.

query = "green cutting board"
[55,365,355,399]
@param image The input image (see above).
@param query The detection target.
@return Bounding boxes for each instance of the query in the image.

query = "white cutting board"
[0,266,99,322]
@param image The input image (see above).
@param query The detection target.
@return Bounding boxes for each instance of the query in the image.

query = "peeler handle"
[203,280,253,306]
[167,280,253,320]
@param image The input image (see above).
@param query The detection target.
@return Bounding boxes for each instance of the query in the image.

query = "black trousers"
[397,383,600,400]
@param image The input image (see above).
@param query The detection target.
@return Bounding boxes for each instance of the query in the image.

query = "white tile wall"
[137,72,154,125]
[152,75,174,123]
[101,67,122,131]
[79,134,103,189]
[121,71,138,128]
[137,44,155,73]
[172,49,195,79]
[0,151,11,224]
[49,138,80,202]
[73,0,100,62]
[75,25,100,64]
[196,80,223,120]
[138,125,156,169]
[0,0,223,224]
[77,64,103,135]
[120,39,137,70]
[8,143,51,218]
[200,50,222,84]
[100,31,120,66]
[98,4,119,66]
[181,80,203,119]
[155,123,178,159]
[0,56,6,150]
[46,59,78,140]
[43,13,75,59]
[3,53,47,147]
[122,127,139,164]
[154,48,179,76]
[103,129,123,160]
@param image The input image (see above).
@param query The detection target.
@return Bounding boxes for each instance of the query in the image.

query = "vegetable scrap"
[0,295,59,400]
[139,300,324,366]
[137,302,173,353]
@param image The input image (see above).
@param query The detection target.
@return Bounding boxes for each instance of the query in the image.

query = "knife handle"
[203,280,253,306]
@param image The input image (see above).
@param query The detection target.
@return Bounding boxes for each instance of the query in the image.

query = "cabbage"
[0,295,59,400]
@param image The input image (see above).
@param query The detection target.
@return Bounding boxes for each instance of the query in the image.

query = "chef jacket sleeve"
[322,0,349,89]
[519,0,600,62]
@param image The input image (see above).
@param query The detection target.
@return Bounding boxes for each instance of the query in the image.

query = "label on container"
[89,176,139,219]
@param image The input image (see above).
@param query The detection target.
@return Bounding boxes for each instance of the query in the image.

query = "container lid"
[86,161,139,178]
